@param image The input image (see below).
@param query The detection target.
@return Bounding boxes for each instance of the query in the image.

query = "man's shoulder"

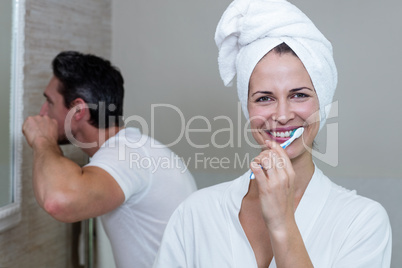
[93,127,173,159]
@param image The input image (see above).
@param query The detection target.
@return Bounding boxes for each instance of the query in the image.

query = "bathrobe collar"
[223,165,332,268]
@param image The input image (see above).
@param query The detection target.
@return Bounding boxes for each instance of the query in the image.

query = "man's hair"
[52,51,124,128]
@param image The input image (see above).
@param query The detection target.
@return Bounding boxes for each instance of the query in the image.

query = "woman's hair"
[260,42,298,63]
[52,51,125,128]
[272,42,297,56]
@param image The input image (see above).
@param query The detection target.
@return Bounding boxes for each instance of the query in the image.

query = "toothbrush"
[279,127,304,149]
[250,127,304,179]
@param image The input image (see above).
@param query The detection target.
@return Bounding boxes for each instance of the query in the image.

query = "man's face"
[39,76,71,144]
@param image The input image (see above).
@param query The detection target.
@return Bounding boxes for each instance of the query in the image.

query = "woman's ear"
[71,98,89,121]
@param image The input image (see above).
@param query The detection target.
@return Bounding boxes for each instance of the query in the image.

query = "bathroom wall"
[0,0,110,267]
[112,0,402,184]
[112,0,402,267]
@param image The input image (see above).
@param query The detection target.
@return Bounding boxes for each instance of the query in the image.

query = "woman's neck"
[291,151,315,202]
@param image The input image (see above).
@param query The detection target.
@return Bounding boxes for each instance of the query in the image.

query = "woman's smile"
[265,126,302,143]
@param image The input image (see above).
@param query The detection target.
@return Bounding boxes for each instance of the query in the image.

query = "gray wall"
[112,0,402,267]
[112,0,402,181]
[0,0,110,267]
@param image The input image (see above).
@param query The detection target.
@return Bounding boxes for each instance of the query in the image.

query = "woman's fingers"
[251,139,296,185]
[265,140,295,186]
[250,141,297,230]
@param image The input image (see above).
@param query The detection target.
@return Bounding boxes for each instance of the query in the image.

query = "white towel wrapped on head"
[215,0,337,131]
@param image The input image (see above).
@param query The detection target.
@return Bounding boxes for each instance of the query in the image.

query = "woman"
[153,0,392,267]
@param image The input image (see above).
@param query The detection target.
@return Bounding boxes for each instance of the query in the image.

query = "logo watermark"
[62,101,339,170]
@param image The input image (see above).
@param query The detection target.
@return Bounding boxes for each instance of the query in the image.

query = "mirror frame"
[0,0,25,233]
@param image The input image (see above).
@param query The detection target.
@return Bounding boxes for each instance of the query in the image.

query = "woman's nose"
[272,101,294,124]
[39,102,48,116]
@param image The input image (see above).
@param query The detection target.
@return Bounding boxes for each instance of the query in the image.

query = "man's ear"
[71,98,89,121]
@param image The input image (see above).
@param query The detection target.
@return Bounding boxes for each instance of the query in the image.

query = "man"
[22,51,197,268]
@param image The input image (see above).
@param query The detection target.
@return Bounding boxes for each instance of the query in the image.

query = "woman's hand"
[250,140,296,232]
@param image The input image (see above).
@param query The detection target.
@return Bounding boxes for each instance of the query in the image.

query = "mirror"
[0,0,25,232]
[0,0,13,207]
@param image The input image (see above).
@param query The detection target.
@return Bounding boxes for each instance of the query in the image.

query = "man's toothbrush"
[249,127,304,179]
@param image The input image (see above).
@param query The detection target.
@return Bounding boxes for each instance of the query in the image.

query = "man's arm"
[23,115,125,223]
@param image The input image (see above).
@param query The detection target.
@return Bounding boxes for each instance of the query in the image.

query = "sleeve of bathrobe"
[333,201,392,268]
[153,205,188,268]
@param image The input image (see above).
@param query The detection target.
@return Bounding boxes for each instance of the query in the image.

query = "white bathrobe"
[154,166,392,267]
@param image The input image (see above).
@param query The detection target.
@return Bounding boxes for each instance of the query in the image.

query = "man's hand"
[22,114,125,222]
[22,115,58,148]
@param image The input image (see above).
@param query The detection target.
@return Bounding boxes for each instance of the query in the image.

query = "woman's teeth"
[270,130,292,138]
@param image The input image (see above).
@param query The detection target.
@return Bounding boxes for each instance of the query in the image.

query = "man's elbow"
[42,194,80,223]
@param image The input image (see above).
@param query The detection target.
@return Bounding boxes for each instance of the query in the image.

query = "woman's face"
[248,51,320,159]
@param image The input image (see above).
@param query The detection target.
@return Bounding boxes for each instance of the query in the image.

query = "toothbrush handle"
[250,165,264,179]
[281,141,290,149]
[280,136,296,149]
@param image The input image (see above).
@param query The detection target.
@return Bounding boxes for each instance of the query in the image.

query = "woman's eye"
[292,93,309,99]
[256,96,272,102]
